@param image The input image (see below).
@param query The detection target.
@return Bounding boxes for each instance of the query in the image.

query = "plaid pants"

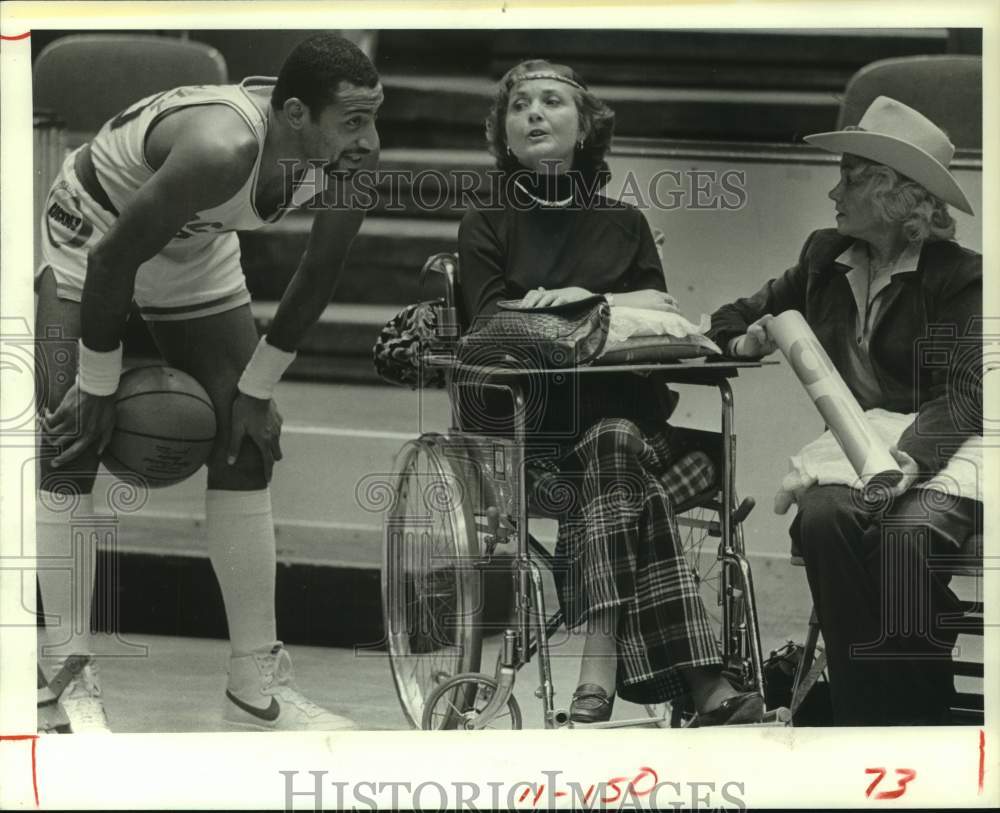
[532,417,721,704]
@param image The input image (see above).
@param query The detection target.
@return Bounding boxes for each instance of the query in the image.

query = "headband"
[507,70,586,91]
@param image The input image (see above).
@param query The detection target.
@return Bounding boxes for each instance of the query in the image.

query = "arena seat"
[837,55,982,149]
[33,34,228,142]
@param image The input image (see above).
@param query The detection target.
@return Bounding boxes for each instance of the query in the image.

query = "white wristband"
[237,336,296,400]
[78,340,122,396]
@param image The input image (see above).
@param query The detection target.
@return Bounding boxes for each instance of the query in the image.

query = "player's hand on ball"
[43,382,117,467]
[227,392,283,482]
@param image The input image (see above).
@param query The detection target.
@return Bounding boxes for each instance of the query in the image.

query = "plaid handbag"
[456,295,611,369]
[372,299,448,389]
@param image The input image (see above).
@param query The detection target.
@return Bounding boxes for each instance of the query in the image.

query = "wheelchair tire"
[382,434,484,729]
[421,673,523,730]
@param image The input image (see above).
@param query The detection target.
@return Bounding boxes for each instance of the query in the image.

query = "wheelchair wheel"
[676,504,728,640]
[421,673,523,730]
[671,504,753,727]
[383,435,483,729]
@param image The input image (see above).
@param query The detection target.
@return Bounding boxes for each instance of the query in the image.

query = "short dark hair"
[485,59,615,188]
[272,33,379,118]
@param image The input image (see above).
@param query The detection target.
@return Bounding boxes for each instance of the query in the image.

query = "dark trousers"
[792,485,979,726]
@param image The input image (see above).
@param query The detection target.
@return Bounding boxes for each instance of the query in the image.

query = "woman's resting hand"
[731,314,777,358]
[615,289,680,313]
[888,445,919,497]
[519,286,593,308]
[773,466,818,515]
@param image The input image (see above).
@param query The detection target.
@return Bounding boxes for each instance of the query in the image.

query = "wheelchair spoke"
[383,437,484,728]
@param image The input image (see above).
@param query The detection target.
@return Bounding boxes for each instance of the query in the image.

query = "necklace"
[513,179,574,208]
[861,247,895,343]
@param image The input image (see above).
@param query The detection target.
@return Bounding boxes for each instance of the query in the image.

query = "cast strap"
[237,336,296,400]
[77,340,122,396]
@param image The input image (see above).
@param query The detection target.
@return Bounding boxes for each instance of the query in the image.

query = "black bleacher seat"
[33,34,227,140]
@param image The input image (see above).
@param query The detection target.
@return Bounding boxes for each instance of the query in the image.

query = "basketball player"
[35,33,380,732]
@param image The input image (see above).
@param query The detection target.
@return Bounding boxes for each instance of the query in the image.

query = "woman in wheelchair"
[709,97,982,725]
[456,59,763,726]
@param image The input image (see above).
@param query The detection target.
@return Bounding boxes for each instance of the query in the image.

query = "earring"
[576,138,585,150]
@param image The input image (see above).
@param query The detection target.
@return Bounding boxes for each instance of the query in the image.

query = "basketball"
[101,366,217,488]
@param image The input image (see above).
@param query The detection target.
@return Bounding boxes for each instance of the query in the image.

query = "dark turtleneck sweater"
[457,171,673,447]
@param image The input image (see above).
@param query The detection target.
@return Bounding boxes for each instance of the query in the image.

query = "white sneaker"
[56,657,112,734]
[223,642,357,731]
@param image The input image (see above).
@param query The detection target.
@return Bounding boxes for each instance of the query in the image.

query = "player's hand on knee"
[43,382,117,467]
[227,392,283,481]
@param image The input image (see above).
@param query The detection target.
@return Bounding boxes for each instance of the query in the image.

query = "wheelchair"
[381,253,790,730]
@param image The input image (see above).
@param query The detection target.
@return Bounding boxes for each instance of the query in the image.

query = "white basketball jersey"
[89,77,321,245]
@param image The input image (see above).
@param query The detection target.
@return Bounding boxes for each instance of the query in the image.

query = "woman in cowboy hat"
[709,96,982,725]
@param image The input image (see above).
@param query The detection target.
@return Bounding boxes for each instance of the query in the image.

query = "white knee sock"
[205,489,277,656]
[36,492,96,661]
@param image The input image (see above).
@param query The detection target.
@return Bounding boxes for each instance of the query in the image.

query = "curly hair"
[484,59,615,189]
[272,33,379,119]
[841,141,957,243]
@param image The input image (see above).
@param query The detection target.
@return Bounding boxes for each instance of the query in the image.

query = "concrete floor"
[54,601,835,735]
[72,572,983,734]
[86,629,672,733]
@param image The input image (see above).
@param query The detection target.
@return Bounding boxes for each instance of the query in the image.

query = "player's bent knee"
[206,445,271,490]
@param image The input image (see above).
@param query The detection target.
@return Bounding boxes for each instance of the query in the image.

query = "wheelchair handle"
[420,252,458,311]
[732,497,755,526]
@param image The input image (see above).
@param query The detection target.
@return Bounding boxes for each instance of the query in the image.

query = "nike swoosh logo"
[226,690,281,722]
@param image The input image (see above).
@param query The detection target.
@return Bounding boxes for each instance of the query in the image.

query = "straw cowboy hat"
[804,95,974,215]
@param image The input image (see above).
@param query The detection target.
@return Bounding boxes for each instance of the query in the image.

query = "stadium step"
[250,300,397,384]
[377,73,845,149]
[240,214,457,303]
[364,147,495,220]
[487,28,950,88]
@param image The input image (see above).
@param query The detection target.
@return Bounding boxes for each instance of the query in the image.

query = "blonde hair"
[841,140,956,242]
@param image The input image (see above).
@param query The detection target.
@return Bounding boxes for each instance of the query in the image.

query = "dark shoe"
[692,692,764,727]
[570,683,615,724]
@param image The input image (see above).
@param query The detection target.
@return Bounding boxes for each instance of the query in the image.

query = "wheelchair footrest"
[695,707,791,727]
[570,716,668,730]
[762,706,792,725]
